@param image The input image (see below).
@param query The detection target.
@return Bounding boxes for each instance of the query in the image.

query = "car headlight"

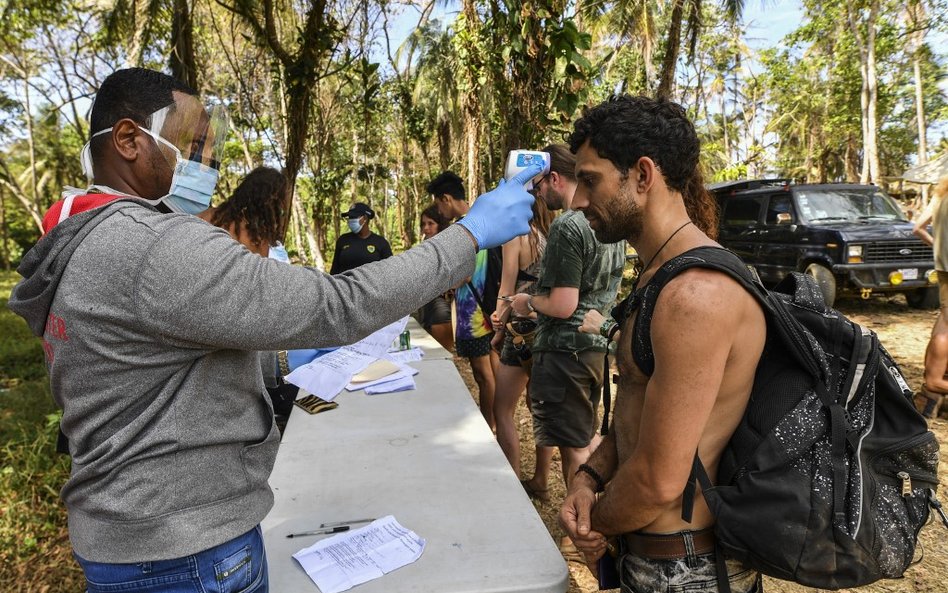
[847,245,863,264]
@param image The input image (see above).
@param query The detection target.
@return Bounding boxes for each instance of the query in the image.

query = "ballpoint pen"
[319,518,375,528]
[286,526,352,538]
[286,518,377,538]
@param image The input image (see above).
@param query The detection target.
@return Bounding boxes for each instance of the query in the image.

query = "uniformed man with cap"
[329,202,394,274]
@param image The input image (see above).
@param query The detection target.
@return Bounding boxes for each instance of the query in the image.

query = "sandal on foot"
[521,479,550,503]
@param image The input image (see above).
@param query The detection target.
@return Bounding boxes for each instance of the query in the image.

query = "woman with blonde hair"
[490,194,556,499]
[914,175,948,419]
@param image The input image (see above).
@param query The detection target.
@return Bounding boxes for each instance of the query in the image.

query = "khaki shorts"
[529,350,604,448]
[938,271,948,307]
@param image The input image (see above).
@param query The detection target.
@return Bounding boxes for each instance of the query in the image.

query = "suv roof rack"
[707,178,793,193]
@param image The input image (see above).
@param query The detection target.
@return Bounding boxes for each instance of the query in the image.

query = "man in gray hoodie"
[8,68,541,592]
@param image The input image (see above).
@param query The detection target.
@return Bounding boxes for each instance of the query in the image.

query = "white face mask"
[347,218,364,234]
[78,126,219,215]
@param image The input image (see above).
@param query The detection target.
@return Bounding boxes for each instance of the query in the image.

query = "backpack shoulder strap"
[630,246,770,376]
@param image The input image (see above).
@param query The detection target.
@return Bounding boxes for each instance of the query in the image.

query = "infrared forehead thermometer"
[504,150,551,190]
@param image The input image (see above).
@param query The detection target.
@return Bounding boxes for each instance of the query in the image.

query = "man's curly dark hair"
[568,95,717,238]
[210,167,288,248]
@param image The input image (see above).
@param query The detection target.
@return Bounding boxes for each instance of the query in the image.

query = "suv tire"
[804,263,836,308]
[905,287,939,310]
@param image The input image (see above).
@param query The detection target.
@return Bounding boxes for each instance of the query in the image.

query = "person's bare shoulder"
[654,267,759,327]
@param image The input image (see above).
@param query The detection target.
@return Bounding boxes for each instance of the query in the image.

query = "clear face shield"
[144,96,229,171]
[80,96,229,214]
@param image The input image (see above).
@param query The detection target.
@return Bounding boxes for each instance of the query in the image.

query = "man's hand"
[579,309,605,335]
[457,164,543,249]
[559,486,608,562]
[510,293,532,317]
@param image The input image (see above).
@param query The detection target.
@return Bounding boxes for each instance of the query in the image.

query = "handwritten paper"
[383,347,424,364]
[293,515,425,593]
[285,318,409,401]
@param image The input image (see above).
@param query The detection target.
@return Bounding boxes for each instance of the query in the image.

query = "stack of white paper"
[292,515,426,593]
[347,364,417,391]
[285,318,409,400]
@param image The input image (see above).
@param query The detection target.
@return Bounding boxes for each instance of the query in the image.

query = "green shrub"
[0,270,81,590]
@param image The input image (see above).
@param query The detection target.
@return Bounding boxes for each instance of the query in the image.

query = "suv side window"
[766,195,793,224]
[723,197,763,225]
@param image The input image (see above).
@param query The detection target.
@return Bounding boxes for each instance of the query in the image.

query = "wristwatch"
[526,296,536,314]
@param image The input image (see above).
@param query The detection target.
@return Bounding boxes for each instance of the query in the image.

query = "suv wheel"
[804,263,836,308]
[905,287,939,309]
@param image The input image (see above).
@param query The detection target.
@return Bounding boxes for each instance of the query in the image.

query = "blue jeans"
[75,526,268,593]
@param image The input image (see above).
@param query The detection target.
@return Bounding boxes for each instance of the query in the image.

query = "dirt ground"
[452,294,948,593]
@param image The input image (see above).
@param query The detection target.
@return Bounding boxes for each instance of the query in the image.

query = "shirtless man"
[558,95,767,593]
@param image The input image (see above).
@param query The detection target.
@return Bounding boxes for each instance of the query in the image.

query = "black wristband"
[607,323,621,341]
[576,463,606,493]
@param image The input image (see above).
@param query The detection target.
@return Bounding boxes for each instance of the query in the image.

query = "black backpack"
[618,246,946,590]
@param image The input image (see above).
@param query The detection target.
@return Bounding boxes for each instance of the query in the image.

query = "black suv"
[710,179,938,308]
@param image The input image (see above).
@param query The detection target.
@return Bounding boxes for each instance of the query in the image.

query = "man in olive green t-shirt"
[511,144,626,490]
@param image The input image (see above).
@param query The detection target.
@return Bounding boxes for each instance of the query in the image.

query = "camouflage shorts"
[619,551,761,593]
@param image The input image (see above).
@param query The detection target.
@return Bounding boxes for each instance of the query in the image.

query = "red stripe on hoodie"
[43,194,123,235]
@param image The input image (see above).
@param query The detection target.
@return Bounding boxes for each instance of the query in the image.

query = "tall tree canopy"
[0,0,945,271]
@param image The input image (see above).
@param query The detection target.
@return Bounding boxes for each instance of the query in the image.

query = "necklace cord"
[634,220,692,282]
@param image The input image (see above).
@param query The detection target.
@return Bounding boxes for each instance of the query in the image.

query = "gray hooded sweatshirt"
[8,198,474,563]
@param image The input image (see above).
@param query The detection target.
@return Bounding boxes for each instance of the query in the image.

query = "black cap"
[342,203,375,220]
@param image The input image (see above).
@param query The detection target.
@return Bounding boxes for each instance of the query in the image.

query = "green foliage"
[0,271,77,588]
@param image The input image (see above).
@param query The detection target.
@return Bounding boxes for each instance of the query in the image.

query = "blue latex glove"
[286,348,336,372]
[457,163,544,249]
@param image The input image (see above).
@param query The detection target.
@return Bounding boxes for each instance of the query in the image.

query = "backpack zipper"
[896,471,913,497]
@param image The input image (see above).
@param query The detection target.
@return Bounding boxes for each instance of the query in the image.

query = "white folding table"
[262,320,568,593]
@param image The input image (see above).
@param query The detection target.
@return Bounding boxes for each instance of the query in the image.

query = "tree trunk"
[0,186,9,270]
[437,118,451,171]
[463,103,482,202]
[803,121,814,183]
[223,0,332,247]
[720,89,728,166]
[170,0,198,90]
[127,0,155,67]
[400,134,416,247]
[460,0,483,202]
[914,55,928,164]
[858,62,870,184]
[865,12,880,184]
[907,0,928,164]
[23,75,40,214]
[848,0,881,185]
[845,135,860,182]
[293,192,324,270]
[656,0,684,100]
